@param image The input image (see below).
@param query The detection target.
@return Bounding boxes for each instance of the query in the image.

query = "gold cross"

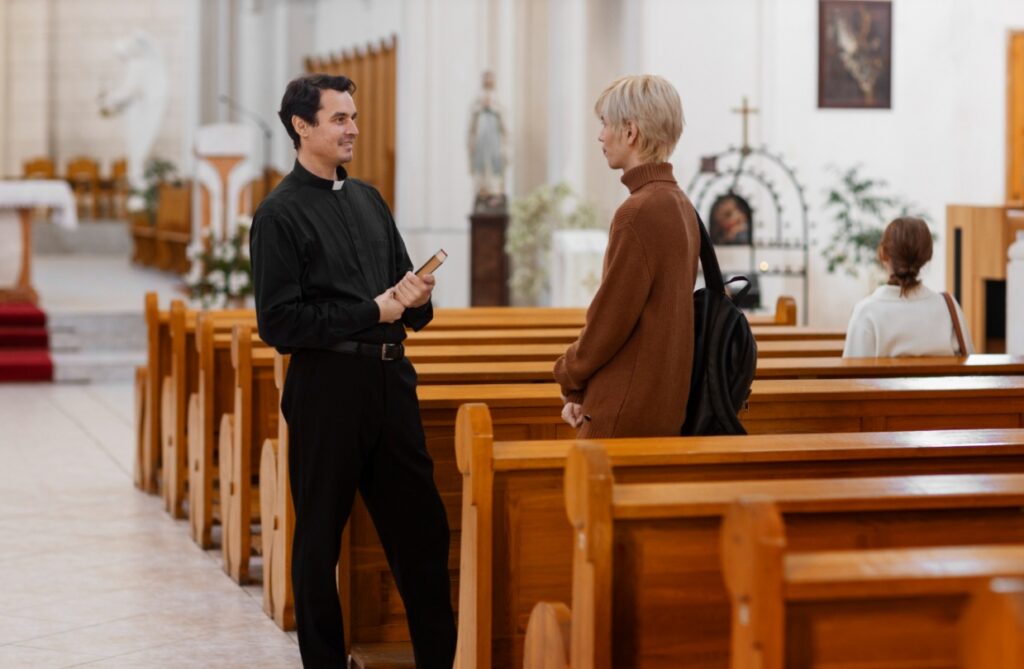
[731,96,759,153]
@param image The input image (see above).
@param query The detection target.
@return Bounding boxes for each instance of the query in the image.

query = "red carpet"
[0,303,53,382]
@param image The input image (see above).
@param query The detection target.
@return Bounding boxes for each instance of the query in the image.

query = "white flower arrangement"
[184,223,253,309]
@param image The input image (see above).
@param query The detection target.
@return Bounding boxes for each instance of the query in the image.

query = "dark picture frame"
[818,0,892,109]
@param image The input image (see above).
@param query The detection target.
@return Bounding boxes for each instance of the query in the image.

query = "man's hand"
[392,271,435,309]
[375,289,406,323]
[561,402,585,429]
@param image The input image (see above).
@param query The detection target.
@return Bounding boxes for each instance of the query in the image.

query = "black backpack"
[680,210,757,436]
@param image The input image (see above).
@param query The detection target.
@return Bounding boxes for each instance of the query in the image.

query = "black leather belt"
[328,340,404,361]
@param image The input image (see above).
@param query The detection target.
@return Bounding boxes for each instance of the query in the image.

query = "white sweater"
[842,284,975,358]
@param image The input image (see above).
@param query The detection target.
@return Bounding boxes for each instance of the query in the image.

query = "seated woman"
[843,216,974,357]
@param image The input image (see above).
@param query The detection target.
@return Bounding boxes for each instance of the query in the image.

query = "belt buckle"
[381,343,399,361]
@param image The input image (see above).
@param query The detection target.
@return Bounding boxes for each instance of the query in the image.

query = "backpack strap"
[941,291,968,356]
[694,209,725,293]
[695,207,750,301]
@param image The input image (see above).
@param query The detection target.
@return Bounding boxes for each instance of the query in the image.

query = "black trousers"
[281,349,456,669]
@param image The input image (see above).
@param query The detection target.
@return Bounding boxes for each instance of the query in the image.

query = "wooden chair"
[721,497,1024,668]
[66,157,101,220]
[154,182,192,273]
[99,158,129,219]
[22,156,55,179]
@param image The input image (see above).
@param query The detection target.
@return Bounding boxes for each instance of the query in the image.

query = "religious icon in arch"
[818,0,892,109]
[708,192,753,246]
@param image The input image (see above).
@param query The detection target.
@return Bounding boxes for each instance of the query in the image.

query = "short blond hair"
[594,74,684,163]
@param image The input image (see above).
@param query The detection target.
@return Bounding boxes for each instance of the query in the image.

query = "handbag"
[940,292,968,357]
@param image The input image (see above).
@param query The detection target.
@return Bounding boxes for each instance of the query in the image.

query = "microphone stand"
[218,94,274,201]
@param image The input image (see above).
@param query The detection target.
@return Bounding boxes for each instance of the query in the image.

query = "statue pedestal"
[469,211,509,306]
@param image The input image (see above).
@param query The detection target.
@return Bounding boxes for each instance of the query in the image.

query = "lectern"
[946,205,1024,352]
[0,180,77,304]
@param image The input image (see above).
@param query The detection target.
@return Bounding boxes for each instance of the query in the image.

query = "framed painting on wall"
[818,0,892,109]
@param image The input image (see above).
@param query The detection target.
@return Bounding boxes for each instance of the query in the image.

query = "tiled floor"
[0,382,301,668]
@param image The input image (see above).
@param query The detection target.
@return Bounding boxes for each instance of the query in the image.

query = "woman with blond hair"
[843,216,974,357]
[553,75,699,438]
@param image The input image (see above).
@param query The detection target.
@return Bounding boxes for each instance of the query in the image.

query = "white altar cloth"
[0,180,78,286]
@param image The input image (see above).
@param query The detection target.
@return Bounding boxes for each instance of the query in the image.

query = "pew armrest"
[523,601,572,669]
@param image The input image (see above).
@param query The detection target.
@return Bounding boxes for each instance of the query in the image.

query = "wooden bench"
[522,443,1024,668]
[757,353,1024,379]
[722,498,1024,668]
[218,324,278,583]
[188,313,269,547]
[410,354,1024,385]
[961,578,1024,668]
[161,302,259,518]
[257,374,1024,643]
[453,403,1024,669]
[429,296,797,329]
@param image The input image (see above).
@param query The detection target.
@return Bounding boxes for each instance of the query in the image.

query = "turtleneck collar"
[620,162,676,194]
[292,159,348,191]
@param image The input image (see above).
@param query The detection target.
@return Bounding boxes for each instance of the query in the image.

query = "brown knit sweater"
[553,162,699,438]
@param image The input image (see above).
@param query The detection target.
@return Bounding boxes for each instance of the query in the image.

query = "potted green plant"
[505,182,600,304]
[126,157,180,225]
[820,165,931,282]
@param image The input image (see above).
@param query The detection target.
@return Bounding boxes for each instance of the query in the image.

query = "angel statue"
[97,31,169,192]
[468,70,508,212]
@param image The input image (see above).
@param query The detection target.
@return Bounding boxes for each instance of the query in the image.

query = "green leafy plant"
[820,165,931,277]
[506,182,600,304]
[126,157,180,224]
[184,218,253,309]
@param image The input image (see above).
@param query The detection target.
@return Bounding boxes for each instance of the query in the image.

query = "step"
[47,309,145,353]
[52,351,145,383]
[0,326,49,348]
[0,348,54,382]
[0,303,47,328]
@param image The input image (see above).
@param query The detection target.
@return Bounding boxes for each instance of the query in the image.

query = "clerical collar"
[292,159,348,191]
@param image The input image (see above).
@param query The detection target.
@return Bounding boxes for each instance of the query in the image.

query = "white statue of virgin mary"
[98,31,169,192]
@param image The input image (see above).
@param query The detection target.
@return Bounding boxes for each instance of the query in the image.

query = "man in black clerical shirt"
[250,74,456,668]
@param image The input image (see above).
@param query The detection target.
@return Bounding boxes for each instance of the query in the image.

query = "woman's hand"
[561,402,585,428]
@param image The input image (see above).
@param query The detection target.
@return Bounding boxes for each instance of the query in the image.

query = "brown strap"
[941,291,968,356]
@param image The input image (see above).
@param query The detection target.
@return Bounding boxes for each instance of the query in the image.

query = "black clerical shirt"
[250,160,432,354]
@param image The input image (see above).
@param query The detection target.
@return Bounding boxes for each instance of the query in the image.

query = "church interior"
[2,0,1024,667]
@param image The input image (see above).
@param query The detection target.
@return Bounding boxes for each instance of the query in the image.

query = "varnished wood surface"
[611,472,1024,519]
[492,428,1024,470]
[756,354,1024,378]
[784,544,1024,599]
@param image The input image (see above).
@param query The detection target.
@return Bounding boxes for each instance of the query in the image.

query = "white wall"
[636,0,1024,327]
[1,0,188,178]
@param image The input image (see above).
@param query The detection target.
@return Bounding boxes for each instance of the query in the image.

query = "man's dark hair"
[278,74,357,149]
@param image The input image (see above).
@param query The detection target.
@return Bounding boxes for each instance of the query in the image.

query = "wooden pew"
[219,324,278,583]
[162,302,258,518]
[259,374,1024,646]
[138,292,171,493]
[961,578,1024,668]
[259,352,294,629]
[188,312,268,547]
[743,376,1024,433]
[756,354,1024,379]
[454,403,1024,669]
[411,354,1024,385]
[405,324,833,348]
[522,443,1024,668]
[722,498,1024,668]
[427,295,797,330]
